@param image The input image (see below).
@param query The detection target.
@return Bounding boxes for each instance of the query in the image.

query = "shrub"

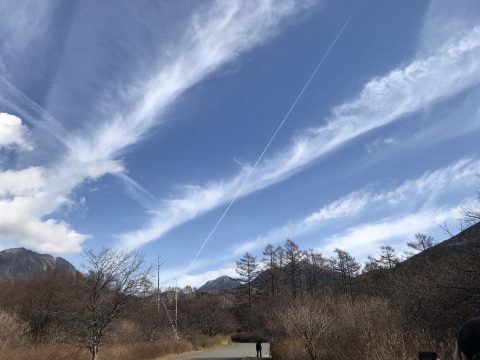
[100,339,193,360]
[270,337,303,360]
[105,320,142,345]
[231,331,267,343]
[0,309,28,350]
[190,334,230,349]
[274,295,453,360]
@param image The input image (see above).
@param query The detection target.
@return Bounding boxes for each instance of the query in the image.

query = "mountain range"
[2,222,479,287]
[0,247,76,278]
[197,275,242,292]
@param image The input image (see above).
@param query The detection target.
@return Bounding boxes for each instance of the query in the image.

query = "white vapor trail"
[114,173,156,209]
[183,17,351,274]
[0,76,68,146]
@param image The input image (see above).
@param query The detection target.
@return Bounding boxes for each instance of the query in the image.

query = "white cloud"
[319,205,465,258]
[120,24,480,249]
[0,111,91,252]
[0,152,125,253]
[0,112,122,253]
[180,160,477,282]
[0,113,32,150]
[0,188,88,253]
[0,167,45,196]
[232,158,480,256]
[232,191,371,255]
[0,216,86,254]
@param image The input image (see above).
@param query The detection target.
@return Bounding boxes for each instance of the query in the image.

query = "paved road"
[175,342,270,359]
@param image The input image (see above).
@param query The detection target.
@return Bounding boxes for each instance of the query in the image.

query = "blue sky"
[0,0,480,287]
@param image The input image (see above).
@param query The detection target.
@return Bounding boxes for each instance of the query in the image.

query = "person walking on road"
[256,340,262,358]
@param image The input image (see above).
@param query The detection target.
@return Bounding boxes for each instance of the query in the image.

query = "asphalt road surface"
[175,342,270,359]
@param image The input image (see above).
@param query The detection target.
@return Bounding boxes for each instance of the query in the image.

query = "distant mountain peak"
[0,247,76,278]
[198,275,242,292]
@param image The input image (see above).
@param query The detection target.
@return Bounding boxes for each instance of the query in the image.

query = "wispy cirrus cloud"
[168,158,479,285]
[232,158,480,256]
[120,22,480,249]
[0,0,315,253]
[160,156,479,285]
[319,205,465,258]
[67,0,315,165]
[176,203,463,287]
[0,0,51,65]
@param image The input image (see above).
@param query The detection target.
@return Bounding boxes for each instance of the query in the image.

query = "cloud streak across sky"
[235,158,480,255]
[164,158,479,287]
[68,0,315,165]
[120,23,480,249]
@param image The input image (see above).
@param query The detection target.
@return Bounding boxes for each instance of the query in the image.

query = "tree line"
[234,233,435,329]
[231,206,480,359]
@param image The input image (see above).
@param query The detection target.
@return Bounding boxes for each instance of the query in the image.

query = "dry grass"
[101,339,193,360]
[0,335,230,360]
[0,344,87,360]
[189,334,230,349]
[0,309,28,350]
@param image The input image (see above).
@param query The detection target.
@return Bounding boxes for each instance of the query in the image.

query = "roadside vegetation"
[0,248,232,360]
[1,198,479,359]
[235,201,480,360]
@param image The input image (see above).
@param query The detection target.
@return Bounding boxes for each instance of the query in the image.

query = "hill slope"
[0,247,76,278]
[198,275,242,292]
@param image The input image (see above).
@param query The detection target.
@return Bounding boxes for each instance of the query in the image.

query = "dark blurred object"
[419,351,437,360]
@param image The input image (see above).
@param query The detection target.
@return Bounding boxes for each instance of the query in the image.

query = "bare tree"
[278,296,332,360]
[69,248,149,360]
[330,248,360,293]
[378,245,400,269]
[236,252,258,332]
[462,183,480,225]
[262,244,277,298]
[285,239,303,298]
[407,233,435,254]
[303,249,327,291]
[363,255,381,274]
[275,246,286,296]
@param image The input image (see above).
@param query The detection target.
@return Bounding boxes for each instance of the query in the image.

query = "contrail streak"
[0,76,68,146]
[184,17,351,274]
[115,173,157,208]
[0,75,158,210]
